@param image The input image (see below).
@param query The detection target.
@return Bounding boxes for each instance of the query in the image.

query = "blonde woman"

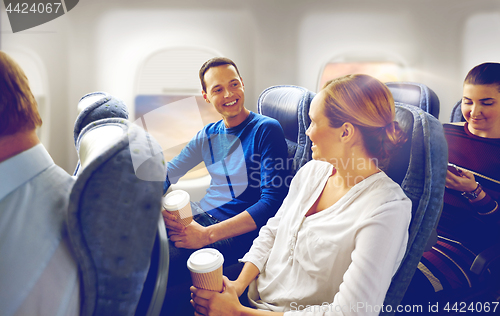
[191,74,412,316]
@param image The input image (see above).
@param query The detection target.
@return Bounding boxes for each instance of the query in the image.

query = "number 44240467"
[5,2,62,14]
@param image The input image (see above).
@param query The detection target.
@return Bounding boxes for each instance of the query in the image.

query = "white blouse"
[240,160,411,315]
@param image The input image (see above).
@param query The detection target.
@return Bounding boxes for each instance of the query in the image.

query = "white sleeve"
[239,196,286,272]
[239,161,317,272]
[284,199,411,316]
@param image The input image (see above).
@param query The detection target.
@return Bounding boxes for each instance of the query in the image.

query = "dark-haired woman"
[402,62,500,310]
[190,74,412,316]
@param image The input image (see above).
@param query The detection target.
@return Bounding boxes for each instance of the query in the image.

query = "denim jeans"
[161,201,254,315]
[168,202,254,274]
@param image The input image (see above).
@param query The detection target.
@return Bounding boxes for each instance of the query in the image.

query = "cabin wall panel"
[2,0,500,171]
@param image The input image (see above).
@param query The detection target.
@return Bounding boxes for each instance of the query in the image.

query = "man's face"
[202,64,246,126]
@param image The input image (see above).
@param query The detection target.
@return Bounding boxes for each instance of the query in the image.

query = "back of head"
[199,57,240,92]
[464,62,500,91]
[321,74,406,161]
[0,51,41,137]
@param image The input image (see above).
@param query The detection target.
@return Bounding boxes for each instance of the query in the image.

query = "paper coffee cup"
[187,248,224,292]
[163,190,193,226]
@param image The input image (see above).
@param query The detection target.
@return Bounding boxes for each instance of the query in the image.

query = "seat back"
[69,118,168,316]
[386,82,440,119]
[380,103,448,315]
[73,92,129,176]
[450,99,466,122]
[258,84,447,315]
[257,85,316,175]
[134,216,169,316]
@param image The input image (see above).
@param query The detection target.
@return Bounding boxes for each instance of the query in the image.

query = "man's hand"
[191,276,243,316]
[162,210,185,234]
[169,220,211,249]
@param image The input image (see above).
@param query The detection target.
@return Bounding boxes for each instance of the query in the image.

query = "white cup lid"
[187,248,224,273]
[163,190,190,211]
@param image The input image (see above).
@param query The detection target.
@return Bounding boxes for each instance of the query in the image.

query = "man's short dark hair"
[199,57,241,92]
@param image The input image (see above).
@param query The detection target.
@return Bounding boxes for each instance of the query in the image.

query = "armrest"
[135,215,170,316]
[145,215,169,316]
[470,241,500,275]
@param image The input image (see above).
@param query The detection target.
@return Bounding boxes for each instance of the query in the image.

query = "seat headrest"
[76,118,166,181]
[78,125,126,170]
[67,118,165,316]
[386,82,440,119]
[74,92,129,145]
[257,85,315,142]
[450,99,465,122]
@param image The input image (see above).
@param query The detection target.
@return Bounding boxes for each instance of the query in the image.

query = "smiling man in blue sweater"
[163,58,289,298]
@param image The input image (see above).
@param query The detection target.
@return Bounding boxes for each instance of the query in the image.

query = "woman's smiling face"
[462,83,500,138]
[306,91,344,163]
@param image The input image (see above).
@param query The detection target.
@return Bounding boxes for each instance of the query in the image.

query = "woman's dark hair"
[464,62,500,92]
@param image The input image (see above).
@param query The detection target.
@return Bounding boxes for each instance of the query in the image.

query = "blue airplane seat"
[380,103,447,315]
[258,85,448,316]
[450,99,466,122]
[67,118,169,316]
[386,82,440,119]
[134,216,169,316]
[73,92,129,144]
[257,85,316,175]
[72,92,129,176]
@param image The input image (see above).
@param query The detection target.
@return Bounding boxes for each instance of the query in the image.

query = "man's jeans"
[161,201,255,315]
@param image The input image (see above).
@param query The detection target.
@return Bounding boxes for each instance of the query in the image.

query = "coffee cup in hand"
[163,190,193,226]
[187,248,224,292]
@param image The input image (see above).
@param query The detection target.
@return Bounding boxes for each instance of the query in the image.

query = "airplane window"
[318,62,406,90]
[134,47,222,180]
[134,94,220,179]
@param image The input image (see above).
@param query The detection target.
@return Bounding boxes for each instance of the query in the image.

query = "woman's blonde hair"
[322,74,406,161]
[0,51,41,137]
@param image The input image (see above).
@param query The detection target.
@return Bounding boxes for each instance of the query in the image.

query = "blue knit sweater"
[164,112,290,229]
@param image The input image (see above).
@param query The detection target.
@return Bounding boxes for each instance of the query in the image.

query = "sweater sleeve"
[244,120,290,228]
[163,129,205,194]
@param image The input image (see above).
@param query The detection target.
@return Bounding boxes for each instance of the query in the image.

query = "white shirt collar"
[0,143,54,201]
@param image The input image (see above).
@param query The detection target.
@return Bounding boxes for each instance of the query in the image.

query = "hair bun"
[382,121,407,157]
